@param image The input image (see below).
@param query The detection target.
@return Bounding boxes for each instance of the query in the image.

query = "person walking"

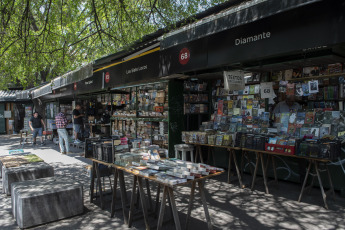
[73,104,84,144]
[29,111,46,146]
[55,111,71,154]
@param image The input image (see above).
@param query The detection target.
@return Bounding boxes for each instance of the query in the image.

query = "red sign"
[74,82,77,90]
[105,72,110,83]
[179,48,190,65]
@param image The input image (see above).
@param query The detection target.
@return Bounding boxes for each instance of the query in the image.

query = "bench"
[2,162,54,195]
[11,177,84,229]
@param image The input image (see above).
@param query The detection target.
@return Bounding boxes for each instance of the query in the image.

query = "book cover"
[252,100,259,109]
[337,126,345,138]
[308,80,319,94]
[284,69,293,80]
[331,124,338,137]
[258,108,265,116]
[314,110,324,125]
[216,135,223,146]
[286,83,295,96]
[300,127,311,138]
[279,81,288,93]
[228,100,234,109]
[268,137,277,144]
[252,73,261,82]
[271,71,283,81]
[320,125,331,138]
[292,68,302,78]
[289,112,297,124]
[328,63,342,74]
[150,150,161,161]
[217,100,224,115]
[252,108,258,117]
[295,83,304,97]
[323,111,333,124]
[331,111,340,125]
[280,112,290,127]
[254,85,260,94]
[241,100,247,110]
[244,86,250,95]
[303,67,320,77]
[274,113,281,123]
[287,138,296,146]
[249,85,255,94]
[310,127,320,139]
[304,111,315,125]
[302,83,310,96]
[245,109,252,116]
[340,111,345,126]
[233,108,240,115]
[247,99,253,109]
[287,124,296,136]
[229,123,237,132]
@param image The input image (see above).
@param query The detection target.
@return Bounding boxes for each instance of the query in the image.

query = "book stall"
[180,63,345,208]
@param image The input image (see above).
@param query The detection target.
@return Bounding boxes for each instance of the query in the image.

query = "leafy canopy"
[0,0,226,89]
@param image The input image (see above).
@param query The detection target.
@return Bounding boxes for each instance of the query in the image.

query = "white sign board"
[260,82,276,99]
[4,111,11,118]
[224,71,245,91]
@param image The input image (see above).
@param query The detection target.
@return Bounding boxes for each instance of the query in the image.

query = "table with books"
[89,155,224,230]
[192,143,244,188]
[242,147,335,209]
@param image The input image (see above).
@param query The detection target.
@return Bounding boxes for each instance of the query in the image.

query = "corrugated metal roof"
[0,90,19,102]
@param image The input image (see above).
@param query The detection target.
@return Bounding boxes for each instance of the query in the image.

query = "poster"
[223,70,245,91]
[4,111,11,118]
[260,82,276,99]
[308,80,319,94]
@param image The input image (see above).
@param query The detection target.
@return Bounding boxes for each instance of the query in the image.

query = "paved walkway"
[0,135,344,230]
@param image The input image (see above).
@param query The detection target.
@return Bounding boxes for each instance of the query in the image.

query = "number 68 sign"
[179,48,190,65]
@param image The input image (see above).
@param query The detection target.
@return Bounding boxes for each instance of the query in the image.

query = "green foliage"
[0,0,226,89]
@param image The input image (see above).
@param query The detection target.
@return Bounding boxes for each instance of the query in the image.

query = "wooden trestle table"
[89,158,224,229]
[190,144,335,209]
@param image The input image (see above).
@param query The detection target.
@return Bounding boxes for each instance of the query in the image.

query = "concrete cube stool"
[11,177,84,229]
[2,162,54,195]
[174,144,194,162]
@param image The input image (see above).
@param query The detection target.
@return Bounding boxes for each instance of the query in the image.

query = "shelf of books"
[180,63,345,191]
[110,80,184,154]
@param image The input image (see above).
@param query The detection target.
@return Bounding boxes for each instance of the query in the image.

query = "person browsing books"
[73,104,84,143]
[55,111,71,154]
[273,95,301,114]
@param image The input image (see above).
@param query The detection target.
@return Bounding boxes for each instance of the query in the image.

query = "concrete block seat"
[2,162,54,195]
[0,154,43,178]
[11,177,84,229]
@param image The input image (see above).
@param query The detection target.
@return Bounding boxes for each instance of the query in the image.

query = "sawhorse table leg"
[195,145,204,163]
[227,148,243,188]
[251,152,269,194]
[128,175,153,229]
[111,168,119,218]
[298,160,335,209]
[185,180,214,230]
[90,161,105,209]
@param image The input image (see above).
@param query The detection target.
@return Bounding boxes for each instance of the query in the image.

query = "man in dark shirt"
[29,112,46,146]
[73,104,84,143]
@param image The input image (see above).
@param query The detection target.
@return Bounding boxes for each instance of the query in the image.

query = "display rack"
[110,80,184,154]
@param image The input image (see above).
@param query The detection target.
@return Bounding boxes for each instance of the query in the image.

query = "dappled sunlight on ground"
[0,135,344,229]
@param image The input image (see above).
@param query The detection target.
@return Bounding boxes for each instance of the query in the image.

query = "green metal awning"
[52,63,93,90]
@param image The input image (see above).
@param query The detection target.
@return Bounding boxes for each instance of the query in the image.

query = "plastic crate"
[102,144,113,163]
[265,143,295,155]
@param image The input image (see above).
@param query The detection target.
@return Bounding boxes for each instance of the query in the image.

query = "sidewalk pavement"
[0,135,344,230]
